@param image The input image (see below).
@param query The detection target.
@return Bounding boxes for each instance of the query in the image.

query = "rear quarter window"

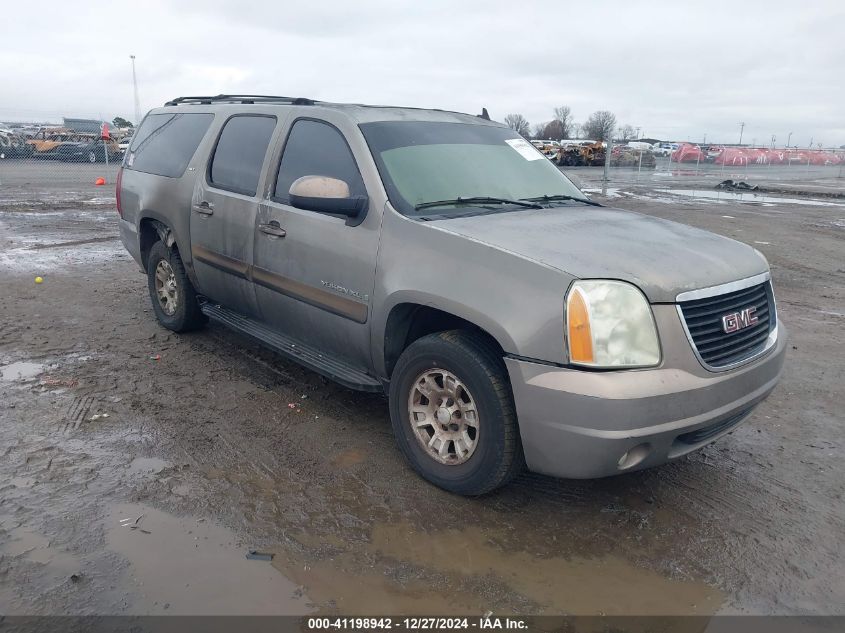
[127,113,214,178]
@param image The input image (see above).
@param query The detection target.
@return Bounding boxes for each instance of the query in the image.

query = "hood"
[428,205,768,302]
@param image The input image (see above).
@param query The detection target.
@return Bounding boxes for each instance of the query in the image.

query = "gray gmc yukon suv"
[118,95,787,495]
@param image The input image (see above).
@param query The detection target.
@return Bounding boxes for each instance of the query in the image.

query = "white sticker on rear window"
[505,138,545,161]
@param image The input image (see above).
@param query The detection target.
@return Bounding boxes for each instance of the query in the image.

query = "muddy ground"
[0,163,843,616]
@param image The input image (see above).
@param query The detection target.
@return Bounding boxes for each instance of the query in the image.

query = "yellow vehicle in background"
[27,128,93,154]
[555,141,606,167]
[530,139,560,158]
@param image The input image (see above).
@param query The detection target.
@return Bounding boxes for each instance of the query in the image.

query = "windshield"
[359,120,590,217]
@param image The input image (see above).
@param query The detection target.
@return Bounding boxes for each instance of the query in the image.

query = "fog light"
[617,443,651,470]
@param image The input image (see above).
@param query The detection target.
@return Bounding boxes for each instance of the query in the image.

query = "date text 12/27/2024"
[307,617,528,630]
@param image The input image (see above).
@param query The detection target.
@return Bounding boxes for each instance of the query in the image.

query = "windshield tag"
[505,138,545,161]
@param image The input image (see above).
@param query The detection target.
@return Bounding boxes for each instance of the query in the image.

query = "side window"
[128,113,214,178]
[274,120,365,204]
[209,115,277,196]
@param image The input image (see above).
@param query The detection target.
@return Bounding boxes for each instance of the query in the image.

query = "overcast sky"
[2,0,842,146]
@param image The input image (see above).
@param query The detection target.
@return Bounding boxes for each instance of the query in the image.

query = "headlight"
[566,280,660,368]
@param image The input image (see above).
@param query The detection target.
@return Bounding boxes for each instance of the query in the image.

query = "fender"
[138,210,200,287]
[374,290,519,379]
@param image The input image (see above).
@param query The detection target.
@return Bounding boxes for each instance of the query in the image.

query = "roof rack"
[164,94,317,106]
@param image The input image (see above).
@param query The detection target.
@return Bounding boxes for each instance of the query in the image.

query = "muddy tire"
[146,241,206,332]
[389,330,524,496]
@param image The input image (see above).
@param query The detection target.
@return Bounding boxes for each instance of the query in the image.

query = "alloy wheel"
[408,368,479,465]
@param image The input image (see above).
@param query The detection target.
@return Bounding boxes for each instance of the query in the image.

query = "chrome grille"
[679,281,775,369]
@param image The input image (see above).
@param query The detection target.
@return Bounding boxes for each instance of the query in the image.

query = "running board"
[201,303,383,393]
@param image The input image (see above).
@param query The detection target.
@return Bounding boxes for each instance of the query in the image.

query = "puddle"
[107,503,310,615]
[83,197,117,205]
[0,242,127,273]
[0,211,125,273]
[583,187,622,198]
[272,522,724,615]
[126,457,171,476]
[658,189,845,207]
[0,525,82,572]
[0,361,45,382]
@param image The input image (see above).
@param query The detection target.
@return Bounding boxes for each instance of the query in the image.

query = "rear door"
[190,114,278,316]
[253,116,380,370]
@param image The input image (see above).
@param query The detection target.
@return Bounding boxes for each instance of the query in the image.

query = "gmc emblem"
[722,306,759,334]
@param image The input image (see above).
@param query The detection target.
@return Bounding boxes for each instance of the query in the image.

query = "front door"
[190,114,278,316]
[253,117,381,370]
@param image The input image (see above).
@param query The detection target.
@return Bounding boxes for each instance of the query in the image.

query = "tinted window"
[209,115,276,196]
[360,121,587,216]
[274,120,365,203]
[128,113,213,178]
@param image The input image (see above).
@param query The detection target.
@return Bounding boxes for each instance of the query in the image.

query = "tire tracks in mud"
[61,394,96,435]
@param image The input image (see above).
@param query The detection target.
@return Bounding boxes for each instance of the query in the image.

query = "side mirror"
[288,175,367,217]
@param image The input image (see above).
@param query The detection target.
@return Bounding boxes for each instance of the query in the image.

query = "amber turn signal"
[567,288,594,363]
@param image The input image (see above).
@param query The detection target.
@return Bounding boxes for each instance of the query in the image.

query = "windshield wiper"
[520,194,602,207]
[414,196,543,211]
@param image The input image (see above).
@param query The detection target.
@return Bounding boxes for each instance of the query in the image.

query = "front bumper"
[505,321,788,479]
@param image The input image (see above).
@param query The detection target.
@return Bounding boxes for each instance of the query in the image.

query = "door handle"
[193,201,214,215]
[258,221,286,238]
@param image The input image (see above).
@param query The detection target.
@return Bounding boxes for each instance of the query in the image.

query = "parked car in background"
[118,134,134,152]
[531,139,560,158]
[26,128,87,154]
[703,145,724,162]
[651,142,676,157]
[0,130,34,159]
[35,138,123,163]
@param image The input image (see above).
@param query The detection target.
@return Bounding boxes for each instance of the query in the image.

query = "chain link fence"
[3,112,844,212]
[542,139,845,198]
[1,114,128,209]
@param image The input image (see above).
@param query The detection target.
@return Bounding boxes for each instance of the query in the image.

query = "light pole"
[635,126,641,139]
[787,131,792,148]
[130,55,141,126]
[738,122,745,146]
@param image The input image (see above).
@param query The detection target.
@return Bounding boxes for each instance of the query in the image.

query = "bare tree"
[552,106,573,139]
[619,124,636,140]
[541,120,566,141]
[583,110,617,142]
[531,122,547,139]
[504,113,531,138]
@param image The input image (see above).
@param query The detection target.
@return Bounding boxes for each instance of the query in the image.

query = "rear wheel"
[146,241,206,332]
[389,330,524,495]
[88,150,97,163]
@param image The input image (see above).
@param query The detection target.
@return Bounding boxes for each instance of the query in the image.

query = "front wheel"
[146,241,206,332]
[389,330,524,495]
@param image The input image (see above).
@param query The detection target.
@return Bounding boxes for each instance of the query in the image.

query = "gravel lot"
[1,161,843,616]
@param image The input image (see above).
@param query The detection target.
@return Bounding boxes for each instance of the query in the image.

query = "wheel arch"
[137,211,198,286]
[381,299,513,380]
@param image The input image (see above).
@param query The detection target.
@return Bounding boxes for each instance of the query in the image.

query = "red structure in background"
[671,143,707,163]
[704,146,842,166]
